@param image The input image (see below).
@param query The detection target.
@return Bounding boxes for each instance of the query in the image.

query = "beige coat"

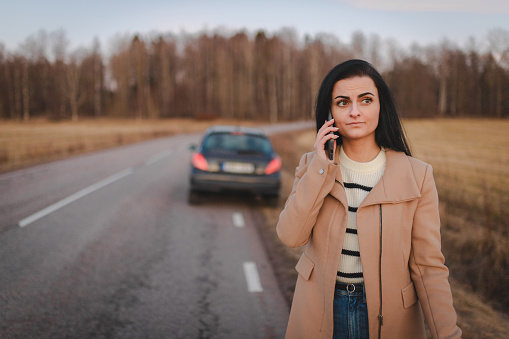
[277,149,461,339]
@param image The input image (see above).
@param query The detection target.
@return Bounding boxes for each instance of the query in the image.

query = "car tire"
[188,190,201,205]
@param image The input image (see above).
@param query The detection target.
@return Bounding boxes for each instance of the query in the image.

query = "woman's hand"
[314,119,339,162]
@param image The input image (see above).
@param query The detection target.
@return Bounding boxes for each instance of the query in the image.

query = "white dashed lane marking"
[232,212,245,227]
[243,261,263,292]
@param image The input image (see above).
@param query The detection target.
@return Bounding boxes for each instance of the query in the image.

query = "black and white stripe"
[336,147,386,284]
[344,182,373,192]
[337,181,374,283]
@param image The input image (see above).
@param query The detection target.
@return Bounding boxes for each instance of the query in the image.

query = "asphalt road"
[0,121,312,338]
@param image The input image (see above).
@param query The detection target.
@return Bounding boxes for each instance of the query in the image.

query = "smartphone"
[326,111,335,160]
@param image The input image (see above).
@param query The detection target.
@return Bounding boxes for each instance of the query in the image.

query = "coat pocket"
[401,281,418,308]
[295,252,315,281]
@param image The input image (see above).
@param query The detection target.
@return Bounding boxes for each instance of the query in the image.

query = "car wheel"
[188,190,201,205]
[263,194,279,207]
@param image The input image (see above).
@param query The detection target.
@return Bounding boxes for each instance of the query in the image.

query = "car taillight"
[192,152,208,171]
[264,156,282,175]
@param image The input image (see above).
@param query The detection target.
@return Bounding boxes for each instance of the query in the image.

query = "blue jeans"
[333,284,369,339]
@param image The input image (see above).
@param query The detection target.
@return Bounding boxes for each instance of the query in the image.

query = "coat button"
[319,169,324,174]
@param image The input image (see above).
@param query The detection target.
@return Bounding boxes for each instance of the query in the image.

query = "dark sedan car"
[188,125,281,206]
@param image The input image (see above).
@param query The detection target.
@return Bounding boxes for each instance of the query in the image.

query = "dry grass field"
[262,118,509,339]
[1,118,508,337]
[0,118,261,173]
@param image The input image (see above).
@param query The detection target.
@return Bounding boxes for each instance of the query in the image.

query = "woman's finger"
[316,122,338,146]
[316,120,337,142]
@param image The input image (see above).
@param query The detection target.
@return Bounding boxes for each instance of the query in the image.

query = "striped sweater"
[337,147,386,284]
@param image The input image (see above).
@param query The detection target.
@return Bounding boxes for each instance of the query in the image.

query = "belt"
[335,282,364,293]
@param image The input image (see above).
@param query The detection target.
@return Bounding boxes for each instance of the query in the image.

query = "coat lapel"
[329,145,348,209]
[361,149,421,207]
[328,149,421,208]
[329,174,348,209]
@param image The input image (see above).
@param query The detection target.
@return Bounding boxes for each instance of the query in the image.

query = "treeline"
[1,28,508,121]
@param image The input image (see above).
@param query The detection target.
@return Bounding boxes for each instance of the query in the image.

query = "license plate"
[222,162,255,174]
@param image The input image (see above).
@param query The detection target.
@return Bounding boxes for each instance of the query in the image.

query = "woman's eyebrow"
[334,92,375,100]
[358,92,375,98]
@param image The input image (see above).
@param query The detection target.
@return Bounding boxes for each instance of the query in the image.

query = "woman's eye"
[361,97,373,104]
[338,100,349,107]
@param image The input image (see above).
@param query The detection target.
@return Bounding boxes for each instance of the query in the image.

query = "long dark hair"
[315,59,412,156]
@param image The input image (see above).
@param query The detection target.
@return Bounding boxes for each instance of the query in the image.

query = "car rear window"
[202,133,273,155]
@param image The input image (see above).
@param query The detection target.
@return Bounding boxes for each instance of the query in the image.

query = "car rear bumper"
[190,172,280,195]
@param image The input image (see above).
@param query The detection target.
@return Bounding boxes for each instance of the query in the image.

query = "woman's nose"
[350,103,361,117]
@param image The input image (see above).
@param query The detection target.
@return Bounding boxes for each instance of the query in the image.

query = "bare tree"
[131,35,151,119]
[230,32,253,120]
[384,38,403,71]
[253,31,271,121]
[109,34,132,117]
[351,30,367,59]
[486,28,509,117]
[465,37,482,117]
[65,48,87,121]
[17,32,47,120]
[50,29,70,118]
[438,41,451,116]
[92,37,103,116]
[152,36,176,118]
[366,33,383,69]
[8,54,24,120]
[487,28,509,69]
[50,29,69,62]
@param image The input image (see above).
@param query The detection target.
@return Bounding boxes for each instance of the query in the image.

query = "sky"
[1,0,508,55]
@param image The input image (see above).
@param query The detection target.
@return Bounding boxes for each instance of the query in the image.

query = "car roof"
[204,125,266,137]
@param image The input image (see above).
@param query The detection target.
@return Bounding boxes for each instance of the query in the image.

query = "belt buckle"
[347,284,355,292]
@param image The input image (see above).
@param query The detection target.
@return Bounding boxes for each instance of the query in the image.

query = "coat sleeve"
[409,164,462,339]
[276,152,337,248]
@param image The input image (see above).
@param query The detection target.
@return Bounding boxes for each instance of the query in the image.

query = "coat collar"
[329,149,421,207]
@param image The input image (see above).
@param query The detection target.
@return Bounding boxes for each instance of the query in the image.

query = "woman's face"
[331,76,380,145]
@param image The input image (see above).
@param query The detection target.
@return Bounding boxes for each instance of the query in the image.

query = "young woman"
[277,59,461,339]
